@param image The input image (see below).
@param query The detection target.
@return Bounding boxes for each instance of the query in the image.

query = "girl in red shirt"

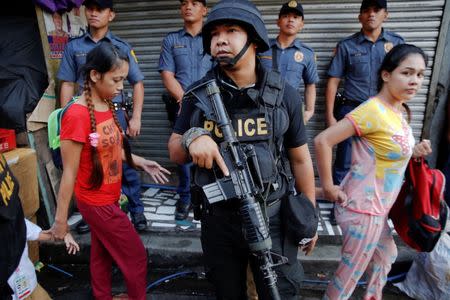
[51,42,170,299]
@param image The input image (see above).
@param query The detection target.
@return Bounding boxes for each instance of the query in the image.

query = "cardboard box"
[0,129,16,153]
[3,148,39,218]
[27,84,56,132]
[28,215,39,263]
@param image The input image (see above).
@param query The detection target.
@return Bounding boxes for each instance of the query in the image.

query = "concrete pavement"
[39,186,420,299]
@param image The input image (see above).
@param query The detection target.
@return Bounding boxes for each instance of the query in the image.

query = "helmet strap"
[216,39,252,68]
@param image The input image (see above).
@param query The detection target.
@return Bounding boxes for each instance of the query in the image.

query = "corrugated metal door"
[110,0,445,166]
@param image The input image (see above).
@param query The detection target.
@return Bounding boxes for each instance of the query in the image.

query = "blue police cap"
[279,1,304,19]
[360,0,387,11]
[84,0,113,9]
[179,0,206,5]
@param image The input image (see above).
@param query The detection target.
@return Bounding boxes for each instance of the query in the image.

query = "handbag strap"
[408,157,424,187]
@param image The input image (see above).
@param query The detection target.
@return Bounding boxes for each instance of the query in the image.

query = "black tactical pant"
[200,202,304,299]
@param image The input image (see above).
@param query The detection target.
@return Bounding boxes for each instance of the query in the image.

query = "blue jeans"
[332,104,356,185]
[177,163,192,205]
[116,108,144,214]
[173,107,191,205]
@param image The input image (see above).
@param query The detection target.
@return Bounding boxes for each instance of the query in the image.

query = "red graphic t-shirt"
[60,103,123,206]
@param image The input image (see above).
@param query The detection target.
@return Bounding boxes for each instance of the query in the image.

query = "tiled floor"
[140,187,345,235]
[67,186,449,236]
[142,187,201,230]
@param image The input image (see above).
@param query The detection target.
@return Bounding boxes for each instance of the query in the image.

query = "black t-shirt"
[0,154,26,298]
[173,64,307,149]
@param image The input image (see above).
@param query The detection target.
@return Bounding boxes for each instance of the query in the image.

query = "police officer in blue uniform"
[57,0,148,231]
[159,0,212,221]
[168,1,317,298]
[325,0,404,222]
[260,0,319,123]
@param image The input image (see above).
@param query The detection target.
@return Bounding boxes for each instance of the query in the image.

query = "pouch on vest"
[281,193,318,244]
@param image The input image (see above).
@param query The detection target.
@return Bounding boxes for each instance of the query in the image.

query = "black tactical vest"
[188,70,293,203]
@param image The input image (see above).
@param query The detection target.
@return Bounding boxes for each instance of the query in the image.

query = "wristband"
[181,127,211,152]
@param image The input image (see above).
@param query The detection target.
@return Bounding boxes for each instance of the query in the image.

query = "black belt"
[339,98,361,107]
[336,93,362,107]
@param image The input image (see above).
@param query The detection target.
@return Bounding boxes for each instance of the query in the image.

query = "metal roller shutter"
[110,0,445,167]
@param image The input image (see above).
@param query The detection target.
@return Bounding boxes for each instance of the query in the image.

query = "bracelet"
[181,127,211,152]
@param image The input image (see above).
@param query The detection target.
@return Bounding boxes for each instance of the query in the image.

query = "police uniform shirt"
[174,63,307,150]
[259,38,319,92]
[57,31,144,102]
[328,29,404,103]
[158,28,213,90]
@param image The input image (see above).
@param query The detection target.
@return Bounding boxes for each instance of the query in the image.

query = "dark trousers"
[77,200,147,300]
[116,109,143,214]
[200,204,304,300]
[332,104,357,185]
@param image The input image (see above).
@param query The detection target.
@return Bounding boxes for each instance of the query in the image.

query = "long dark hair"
[81,42,136,190]
[377,44,428,123]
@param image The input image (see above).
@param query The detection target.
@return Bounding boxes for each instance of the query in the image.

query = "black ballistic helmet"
[202,0,270,55]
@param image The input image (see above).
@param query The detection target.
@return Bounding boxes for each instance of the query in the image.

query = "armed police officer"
[325,0,404,223]
[168,1,316,299]
[259,0,318,123]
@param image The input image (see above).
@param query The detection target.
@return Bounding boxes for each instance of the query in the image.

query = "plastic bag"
[395,233,450,300]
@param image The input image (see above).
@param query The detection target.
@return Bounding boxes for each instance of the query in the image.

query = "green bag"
[47,98,76,169]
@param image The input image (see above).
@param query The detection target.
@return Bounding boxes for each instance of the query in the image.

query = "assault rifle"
[190,79,284,300]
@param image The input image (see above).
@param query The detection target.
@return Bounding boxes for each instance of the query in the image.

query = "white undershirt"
[7,219,40,300]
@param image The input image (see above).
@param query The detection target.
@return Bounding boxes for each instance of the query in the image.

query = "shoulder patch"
[130,49,138,63]
[294,51,304,62]
[384,42,394,53]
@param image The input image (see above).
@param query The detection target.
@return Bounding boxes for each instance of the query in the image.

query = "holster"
[333,92,344,118]
[162,92,179,128]
[333,92,361,118]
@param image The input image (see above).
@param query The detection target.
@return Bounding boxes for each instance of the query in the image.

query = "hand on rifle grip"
[189,135,230,176]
